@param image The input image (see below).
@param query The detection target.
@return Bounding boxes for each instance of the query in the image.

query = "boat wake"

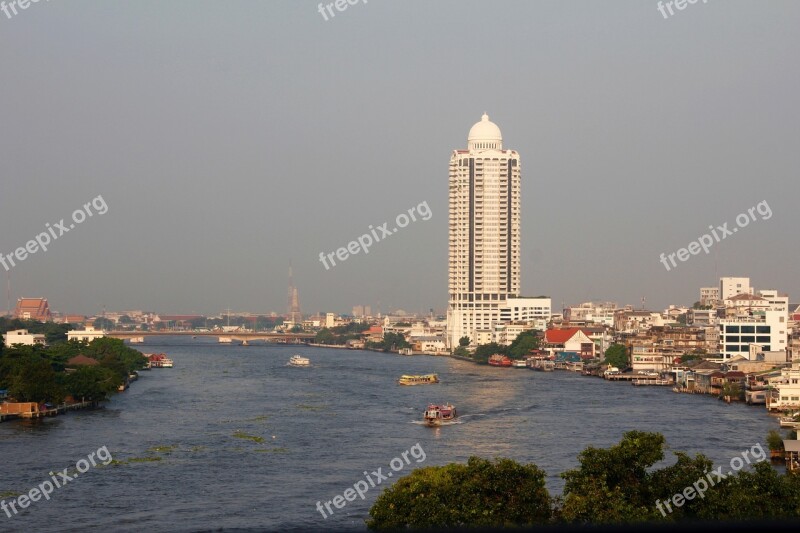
[411,419,463,426]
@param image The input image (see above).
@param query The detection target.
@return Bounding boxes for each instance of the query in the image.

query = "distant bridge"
[107,331,316,343]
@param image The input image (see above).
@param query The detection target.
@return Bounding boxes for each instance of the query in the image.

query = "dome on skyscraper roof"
[467,113,502,150]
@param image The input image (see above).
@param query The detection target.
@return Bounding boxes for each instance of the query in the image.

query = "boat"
[399,348,414,356]
[423,403,457,427]
[241,340,249,346]
[488,354,512,367]
[511,359,528,368]
[287,355,311,367]
[160,358,174,368]
[129,336,144,344]
[398,374,439,386]
[780,416,799,428]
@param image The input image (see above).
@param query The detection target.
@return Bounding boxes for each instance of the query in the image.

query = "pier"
[0,401,96,423]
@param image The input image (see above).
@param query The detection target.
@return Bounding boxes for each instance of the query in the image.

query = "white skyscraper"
[446,114,523,348]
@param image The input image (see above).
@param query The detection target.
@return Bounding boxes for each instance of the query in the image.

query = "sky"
[1,0,798,316]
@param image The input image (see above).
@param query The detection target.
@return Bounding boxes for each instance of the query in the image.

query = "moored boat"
[423,403,457,426]
[287,355,311,367]
[511,359,527,368]
[398,374,439,385]
[488,354,512,367]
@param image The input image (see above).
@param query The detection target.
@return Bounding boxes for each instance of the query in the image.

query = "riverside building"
[446,114,549,348]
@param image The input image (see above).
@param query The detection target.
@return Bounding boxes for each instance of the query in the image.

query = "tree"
[64,366,120,402]
[8,358,64,404]
[367,457,551,530]
[508,330,540,358]
[459,336,471,347]
[560,431,667,523]
[767,429,785,452]
[453,346,469,357]
[380,332,410,352]
[290,325,303,333]
[604,344,628,369]
[314,328,335,344]
[473,342,508,364]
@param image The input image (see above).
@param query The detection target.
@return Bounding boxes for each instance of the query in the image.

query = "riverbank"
[0,400,99,423]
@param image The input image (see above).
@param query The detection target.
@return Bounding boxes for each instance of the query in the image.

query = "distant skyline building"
[446,114,525,348]
[14,297,51,322]
[287,266,302,324]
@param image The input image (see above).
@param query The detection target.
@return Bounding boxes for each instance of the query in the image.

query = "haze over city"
[2,0,799,316]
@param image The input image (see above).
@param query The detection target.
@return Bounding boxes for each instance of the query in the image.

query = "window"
[757,326,770,334]
[741,326,755,333]
[726,325,739,333]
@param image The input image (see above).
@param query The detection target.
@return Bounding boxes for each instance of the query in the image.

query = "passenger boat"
[511,359,528,368]
[488,354,512,367]
[287,355,311,367]
[398,374,439,386]
[147,353,174,368]
[423,403,457,426]
[780,416,799,428]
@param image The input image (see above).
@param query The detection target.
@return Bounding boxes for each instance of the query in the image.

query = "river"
[0,337,780,531]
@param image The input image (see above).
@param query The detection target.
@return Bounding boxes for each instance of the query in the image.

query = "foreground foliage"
[367,457,551,529]
[367,431,800,529]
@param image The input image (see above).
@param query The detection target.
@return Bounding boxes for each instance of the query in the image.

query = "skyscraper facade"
[447,114,522,348]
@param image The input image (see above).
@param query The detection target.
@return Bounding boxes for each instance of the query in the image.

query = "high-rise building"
[447,114,525,348]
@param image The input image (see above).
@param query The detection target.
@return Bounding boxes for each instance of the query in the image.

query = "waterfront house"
[543,328,596,359]
[766,360,800,411]
[784,439,800,472]
[412,336,447,353]
[3,329,46,347]
[693,370,717,394]
[631,343,675,373]
[67,326,106,342]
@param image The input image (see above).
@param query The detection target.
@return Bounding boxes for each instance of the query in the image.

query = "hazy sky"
[1,0,798,316]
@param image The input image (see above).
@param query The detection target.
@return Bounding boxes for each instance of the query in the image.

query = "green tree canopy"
[472,342,508,364]
[459,336,470,347]
[604,344,628,369]
[367,457,551,530]
[64,365,120,402]
[508,329,540,358]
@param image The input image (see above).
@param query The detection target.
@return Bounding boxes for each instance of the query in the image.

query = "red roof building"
[66,355,100,367]
[543,328,596,359]
[14,298,51,322]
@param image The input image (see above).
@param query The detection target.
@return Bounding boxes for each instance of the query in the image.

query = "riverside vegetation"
[367,431,800,529]
[0,318,147,404]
